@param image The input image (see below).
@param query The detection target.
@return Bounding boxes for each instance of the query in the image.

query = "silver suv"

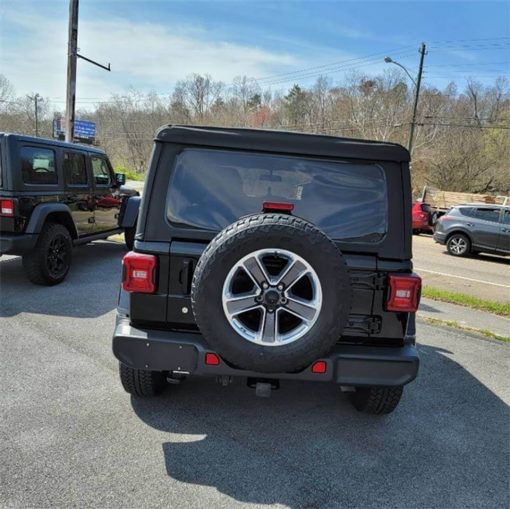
[434,204,510,257]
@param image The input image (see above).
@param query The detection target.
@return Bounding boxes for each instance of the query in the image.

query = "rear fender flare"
[120,196,141,228]
[25,203,78,238]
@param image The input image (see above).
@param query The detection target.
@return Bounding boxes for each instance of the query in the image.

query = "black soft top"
[0,132,106,155]
[155,125,410,163]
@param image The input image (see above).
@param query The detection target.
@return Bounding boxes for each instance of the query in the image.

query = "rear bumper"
[433,231,447,244]
[0,233,37,255]
[112,315,419,387]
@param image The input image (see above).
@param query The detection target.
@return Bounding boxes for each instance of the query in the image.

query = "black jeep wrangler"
[113,126,421,414]
[0,133,140,285]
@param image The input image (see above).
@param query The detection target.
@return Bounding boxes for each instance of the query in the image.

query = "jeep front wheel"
[22,222,73,285]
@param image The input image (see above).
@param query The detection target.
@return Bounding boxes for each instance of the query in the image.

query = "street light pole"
[385,42,427,156]
[408,43,426,156]
[64,0,111,144]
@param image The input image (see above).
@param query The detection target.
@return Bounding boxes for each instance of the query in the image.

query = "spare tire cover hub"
[222,248,323,346]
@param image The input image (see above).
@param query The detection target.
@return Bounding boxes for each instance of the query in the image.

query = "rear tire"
[350,386,404,414]
[22,222,73,285]
[446,233,471,257]
[119,363,167,397]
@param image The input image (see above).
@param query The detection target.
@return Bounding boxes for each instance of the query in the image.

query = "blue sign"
[53,118,96,141]
[74,120,96,139]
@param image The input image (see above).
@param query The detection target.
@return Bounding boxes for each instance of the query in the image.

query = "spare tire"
[191,213,352,373]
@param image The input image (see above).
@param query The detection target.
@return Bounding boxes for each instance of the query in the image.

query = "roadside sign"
[53,118,97,143]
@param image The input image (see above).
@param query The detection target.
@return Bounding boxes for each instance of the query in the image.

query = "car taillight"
[122,252,157,293]
[386,274,421,312]
[0,199,15,217]
[262,201,294,213]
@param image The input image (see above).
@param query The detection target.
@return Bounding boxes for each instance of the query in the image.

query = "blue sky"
[1,0,508,109]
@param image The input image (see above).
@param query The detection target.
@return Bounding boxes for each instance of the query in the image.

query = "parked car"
[0,133,141,285]
[434,204,510,257]
[112,126,421,415]
[412,201,433,234]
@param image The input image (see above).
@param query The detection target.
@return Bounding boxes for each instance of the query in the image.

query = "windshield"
[166,148,388,242]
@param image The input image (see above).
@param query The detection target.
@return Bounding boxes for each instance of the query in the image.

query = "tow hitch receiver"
[247,377,280,398]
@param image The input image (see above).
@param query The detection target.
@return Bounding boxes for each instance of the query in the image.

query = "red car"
[412,201,433,234]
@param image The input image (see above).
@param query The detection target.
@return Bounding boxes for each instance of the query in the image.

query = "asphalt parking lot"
[1,241,509,508]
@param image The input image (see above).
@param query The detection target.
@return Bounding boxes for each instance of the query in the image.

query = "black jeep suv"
[113,126,421,414]
[0,133,140,285]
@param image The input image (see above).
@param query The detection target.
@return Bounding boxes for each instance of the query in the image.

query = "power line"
[260,51,418,87]
[255,45,417,83]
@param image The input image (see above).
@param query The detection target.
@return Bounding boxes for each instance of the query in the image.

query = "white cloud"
[0,4,300,105]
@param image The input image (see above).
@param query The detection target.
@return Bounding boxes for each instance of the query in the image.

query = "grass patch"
[422,286,510,317]
[422,317,510,343]
[115,166,145,181]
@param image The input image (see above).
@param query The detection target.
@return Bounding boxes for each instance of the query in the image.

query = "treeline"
[1,72,509,194]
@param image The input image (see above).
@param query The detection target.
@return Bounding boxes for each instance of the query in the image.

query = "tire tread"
[119,363,166,397]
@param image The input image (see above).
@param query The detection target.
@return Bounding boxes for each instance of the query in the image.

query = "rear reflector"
[205,352,221,366]
[122,252,157,293]
[0,199,15,217]
[386,274,421,312]
[262,201,294,212]
[311,360,327,374]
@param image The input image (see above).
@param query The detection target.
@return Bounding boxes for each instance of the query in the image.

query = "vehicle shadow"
[0,240,125,318]
[131,341,509,508]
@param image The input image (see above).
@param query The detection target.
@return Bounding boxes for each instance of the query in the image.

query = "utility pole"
[28,93,42,136]
[65,0,79,143]
[408,43,426,156]
[64,0,110,143]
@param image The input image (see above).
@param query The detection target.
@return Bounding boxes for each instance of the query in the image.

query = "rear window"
[21,146,57,185]
[166,148,388,242]
[474,207,501,223]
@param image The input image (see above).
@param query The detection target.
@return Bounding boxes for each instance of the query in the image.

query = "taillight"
[0,199,15,217]
[386,274,421,312]
[262,201,294,213]
[122,252,157,293]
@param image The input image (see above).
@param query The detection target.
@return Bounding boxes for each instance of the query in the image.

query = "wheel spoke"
[259,308,278,343]
[242,256,270,287]
[284,296,318,322]
[225,292,259,316]
[277,259,307,288]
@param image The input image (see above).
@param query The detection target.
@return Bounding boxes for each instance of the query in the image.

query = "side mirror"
[115,173,126,186]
